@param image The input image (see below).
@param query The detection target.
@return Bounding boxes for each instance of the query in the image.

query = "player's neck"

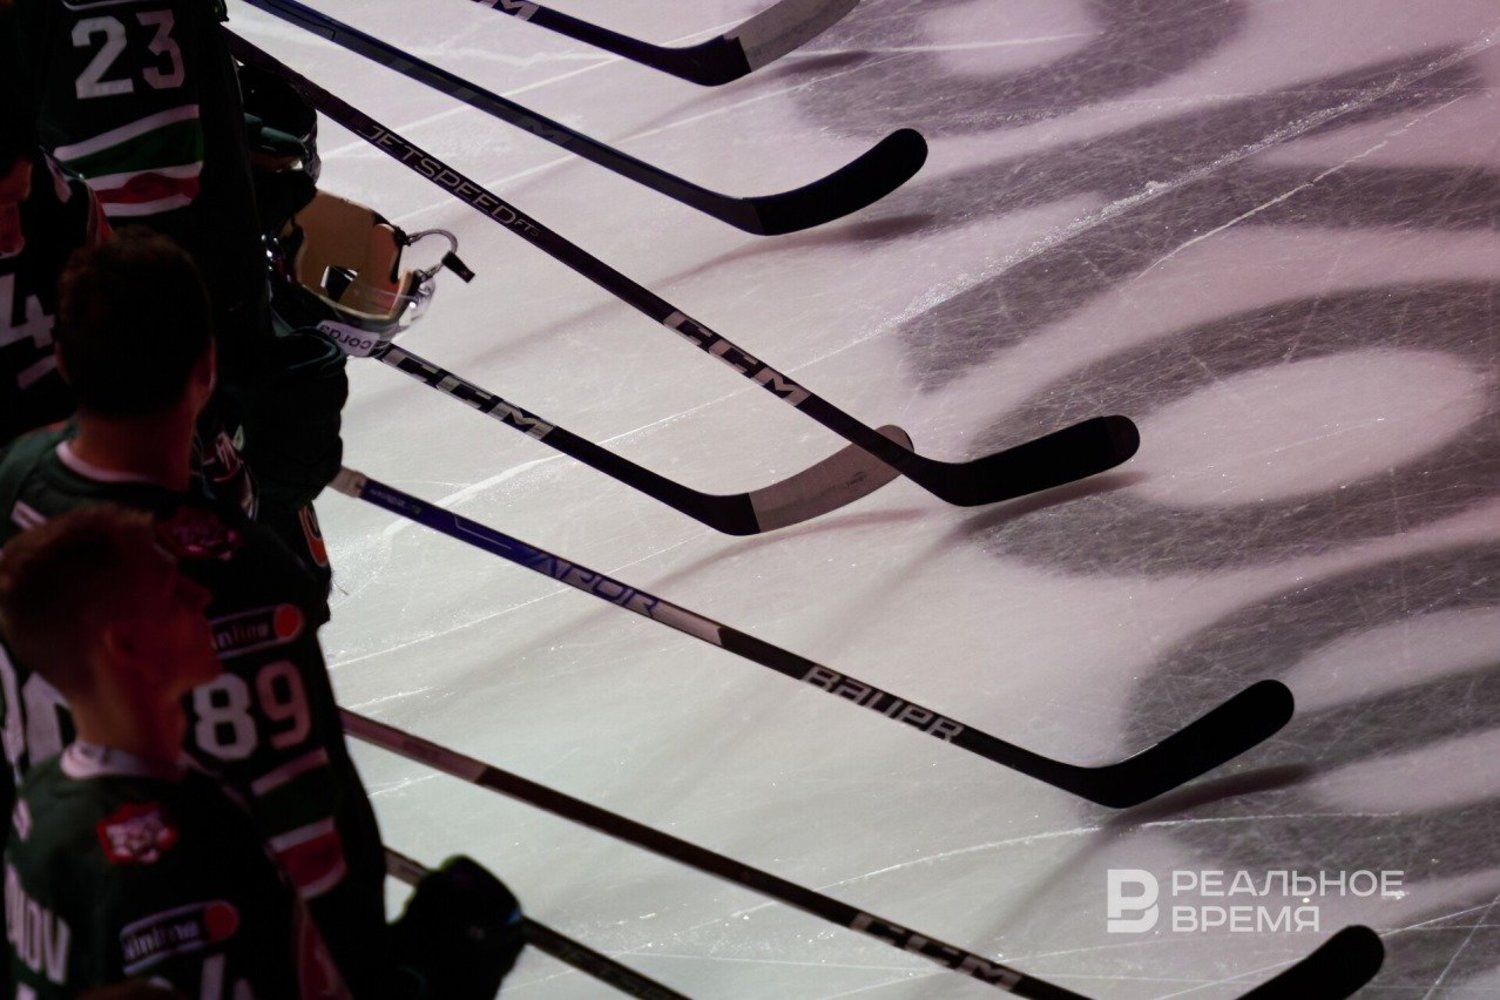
[71,700,185,768]
[70,410,195,492]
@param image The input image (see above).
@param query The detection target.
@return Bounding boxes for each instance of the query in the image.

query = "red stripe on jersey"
[276,827,349,900]
[98,171,201,208]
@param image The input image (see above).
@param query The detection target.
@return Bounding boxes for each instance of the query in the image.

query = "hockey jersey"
[11,0,267,370]
[5,743,347,998]
[0,148,107,445]
[0,426,387,995]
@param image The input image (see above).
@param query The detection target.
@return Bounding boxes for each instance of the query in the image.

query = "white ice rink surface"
[227,0,1500,995]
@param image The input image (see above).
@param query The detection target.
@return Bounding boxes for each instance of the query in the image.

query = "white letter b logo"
[1107,869,1159,933]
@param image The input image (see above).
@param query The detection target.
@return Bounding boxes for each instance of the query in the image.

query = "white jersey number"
[0,274,56,391]
[72,11,185,100]
[193,661,312,761]
[0,648,70,777]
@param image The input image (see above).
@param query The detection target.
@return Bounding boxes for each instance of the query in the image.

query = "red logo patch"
[97,802,179,865]
[156,505,242,561]
[203,900,240,942]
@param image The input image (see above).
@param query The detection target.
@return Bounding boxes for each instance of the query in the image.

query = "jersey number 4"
[73,10,186,100]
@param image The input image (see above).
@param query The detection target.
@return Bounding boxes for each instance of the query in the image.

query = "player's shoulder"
[15,750,235,872]
[0,428,180,536]
[0,424,72,520]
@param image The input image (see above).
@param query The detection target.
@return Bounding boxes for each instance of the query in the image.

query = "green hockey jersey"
[5,743,346,997]
[11,0,267,369]
[0,426,387,995]
[0,148,107,445]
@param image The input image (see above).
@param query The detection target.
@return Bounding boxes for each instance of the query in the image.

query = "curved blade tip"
[1101,414,1140,462]
[883,128,929,172]
[1242,679,1295,736]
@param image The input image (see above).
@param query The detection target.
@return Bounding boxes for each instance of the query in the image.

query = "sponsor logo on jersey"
[211,604,306,658]
[120,900,240,975]
[298,505,329,568]
[96,802,179,865]
[156,505,242,561]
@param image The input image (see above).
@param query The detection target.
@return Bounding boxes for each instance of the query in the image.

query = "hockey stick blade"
[467,0,860,87]
[369,342,909,534]
[742,127,926,235]
[1054,680,1293,808]
[242,0,918,234]
[334,469,1285,804]
[232,36,1134,509]
[1236,926,1384,1000]
[384,849,692,1000]
[915,413,1139,506]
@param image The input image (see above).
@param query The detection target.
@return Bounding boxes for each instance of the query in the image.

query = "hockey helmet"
[269,190,471,357]
[239,61,320,182]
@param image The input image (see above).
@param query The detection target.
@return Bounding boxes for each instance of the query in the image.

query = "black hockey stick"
[237,0,922,235]
[228,34,1139,508]
[385,848,691,1000]
[332,467,1291,806]
[365,341,909,534]
[462,0,859,87]
[456,0,858,86]
[350,713,1382,999]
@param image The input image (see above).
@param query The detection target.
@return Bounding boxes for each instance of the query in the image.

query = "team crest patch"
[121,900,240,975]
[97,803,179,865]
[156,505,242,561]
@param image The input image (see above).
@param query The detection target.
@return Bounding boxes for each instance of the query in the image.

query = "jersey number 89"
[194,662,312,762]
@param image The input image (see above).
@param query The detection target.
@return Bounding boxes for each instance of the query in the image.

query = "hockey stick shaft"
[331,468,1285,805]
[229,33,1136,508]
[462,0,859,86]
[366,722,1379,1000]
[350,712,1058,995]
[384,848,691,1000]
[367,341,908,535]
[238,0,916,232]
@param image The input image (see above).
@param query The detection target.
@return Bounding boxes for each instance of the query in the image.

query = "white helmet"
[269,190,471,356]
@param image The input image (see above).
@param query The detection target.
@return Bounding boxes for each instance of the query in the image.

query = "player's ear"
[98,617,138,667]
[197,338,217,397]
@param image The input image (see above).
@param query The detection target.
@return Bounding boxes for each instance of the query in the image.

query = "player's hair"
[0,505,163,697]
[55,229,214,417]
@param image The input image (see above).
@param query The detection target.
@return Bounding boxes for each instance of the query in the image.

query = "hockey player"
[5,1,348,589]
[0,504,349,998]
[6,0,266,375]
[0,16,110,443]
[0,230,523,998]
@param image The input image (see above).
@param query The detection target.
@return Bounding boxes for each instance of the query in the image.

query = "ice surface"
[226,0,1500,995]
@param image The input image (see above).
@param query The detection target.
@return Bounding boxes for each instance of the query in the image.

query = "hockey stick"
[237,0,922,235]
[350,714,1383,999]
[462,0,859,87]
[228,33,1140,508]
[384,848,691,1000]
[332,467,1291,806]
[365,341,909,534]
